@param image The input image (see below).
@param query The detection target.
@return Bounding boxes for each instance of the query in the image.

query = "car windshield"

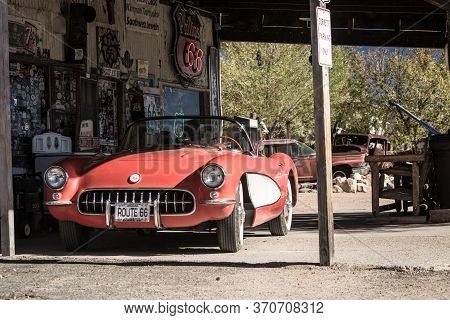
[334,135,369,147]
[121,116,253,153]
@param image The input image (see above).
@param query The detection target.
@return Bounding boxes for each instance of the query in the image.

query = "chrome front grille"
[78,189,195,215]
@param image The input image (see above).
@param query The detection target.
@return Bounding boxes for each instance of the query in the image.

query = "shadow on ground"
[8,211,448,258]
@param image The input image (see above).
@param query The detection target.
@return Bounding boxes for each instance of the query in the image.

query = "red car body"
[260,139,370,182]
[45,116,298,252]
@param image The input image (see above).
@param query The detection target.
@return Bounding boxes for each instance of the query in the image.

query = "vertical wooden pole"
[310,0,334,266]
[371,163,380,217]
[0,2,15,256]
[412,162,420,216]
[446,9,450,70]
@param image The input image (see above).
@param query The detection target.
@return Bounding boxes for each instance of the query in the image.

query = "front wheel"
[332,166,352,179]
[16,217,33,238]
[59,221,91,251]
[217,182,245,252]
[268,179,293,236]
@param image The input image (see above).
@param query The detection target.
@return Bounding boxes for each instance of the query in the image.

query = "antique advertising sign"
[126,0,160,34]
[172,4,204,81]
[8,17,43,56]
[97,27,121,78]
[137,59,149,78]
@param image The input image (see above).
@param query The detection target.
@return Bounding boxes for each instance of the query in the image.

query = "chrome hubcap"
[284,181,293,229]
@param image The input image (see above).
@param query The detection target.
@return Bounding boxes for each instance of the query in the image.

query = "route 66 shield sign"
[172,4,204,81]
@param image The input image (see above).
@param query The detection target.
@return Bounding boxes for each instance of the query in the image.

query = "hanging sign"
[172,4,204,81]
[316,7,332,68]
[126,0,160,34]
[97,27,121,69]
[137,59,149,78]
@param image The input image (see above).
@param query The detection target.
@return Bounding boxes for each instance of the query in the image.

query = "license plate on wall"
[114,203,151,222]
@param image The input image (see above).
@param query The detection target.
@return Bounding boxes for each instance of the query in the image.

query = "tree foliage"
[220,42,314,139]
[347,49,450,148]
[220,42,450,148]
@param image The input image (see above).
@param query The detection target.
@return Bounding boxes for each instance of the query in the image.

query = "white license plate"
[114,203,151,222]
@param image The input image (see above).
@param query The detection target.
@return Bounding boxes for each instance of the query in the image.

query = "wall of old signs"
[6,0,219,158]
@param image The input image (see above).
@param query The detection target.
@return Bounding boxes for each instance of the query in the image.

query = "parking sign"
[317,7,332,67]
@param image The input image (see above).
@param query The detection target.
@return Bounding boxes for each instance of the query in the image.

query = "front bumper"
[47,199,235,230]
[201,199,236,205]
[44,201,73,206]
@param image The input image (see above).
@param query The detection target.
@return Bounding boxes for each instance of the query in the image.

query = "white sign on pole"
[316,7,332,67]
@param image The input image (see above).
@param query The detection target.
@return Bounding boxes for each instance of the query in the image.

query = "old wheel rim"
[238,205,244,245]
[284,181,293,230]
[333,170,347,179]
[237,183,245,245]
[24,223,31,238]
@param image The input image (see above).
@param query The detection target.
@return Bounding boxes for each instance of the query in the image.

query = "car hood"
[79,147,224,188]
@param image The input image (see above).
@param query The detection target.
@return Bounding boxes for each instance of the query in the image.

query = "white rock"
[333,177,347,190]
[383,175,394,189]
[351,173,363,182]
[332,185,344,193]
[357,183,369,193]
[346,178,357,193]
[339,180,351,193]
[365,174,372,186]
[385,181,395,190]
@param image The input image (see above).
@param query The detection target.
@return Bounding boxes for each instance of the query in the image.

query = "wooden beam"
[424,0,450,9]
[220,28,447,48]
[310,0,334,266]
[0,2,15,256]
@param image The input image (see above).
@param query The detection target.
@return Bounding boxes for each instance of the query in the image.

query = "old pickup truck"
[260,139,371,182]
[333,133,390,157]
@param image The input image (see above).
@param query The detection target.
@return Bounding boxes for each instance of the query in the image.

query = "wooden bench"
[365,154,431,217]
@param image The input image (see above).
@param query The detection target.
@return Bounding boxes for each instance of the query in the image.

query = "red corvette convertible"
[44,116,298,252]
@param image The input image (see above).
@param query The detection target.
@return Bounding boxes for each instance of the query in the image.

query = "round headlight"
[201,165,225,189]
[45,166,68,190]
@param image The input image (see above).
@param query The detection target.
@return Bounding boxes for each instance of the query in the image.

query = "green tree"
[346,48,450,148]
[221,42,314,139]
[221,42,450,148]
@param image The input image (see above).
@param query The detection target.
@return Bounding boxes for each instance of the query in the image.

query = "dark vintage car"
[333,133,391,156]
[44,116,298,253]
[259,139,370,182]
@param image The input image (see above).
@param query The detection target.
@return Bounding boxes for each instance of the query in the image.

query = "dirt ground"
[0,192,449,300]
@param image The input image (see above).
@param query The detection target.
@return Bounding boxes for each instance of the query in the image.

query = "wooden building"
[1,0,449,259]
[1,0,220,256]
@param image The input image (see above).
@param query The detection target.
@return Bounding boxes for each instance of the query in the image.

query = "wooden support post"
[370,163,380,217]
[0,2,15,256]
[309,0,334,266]
[446,8,450,70]
[412,162,420,216]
